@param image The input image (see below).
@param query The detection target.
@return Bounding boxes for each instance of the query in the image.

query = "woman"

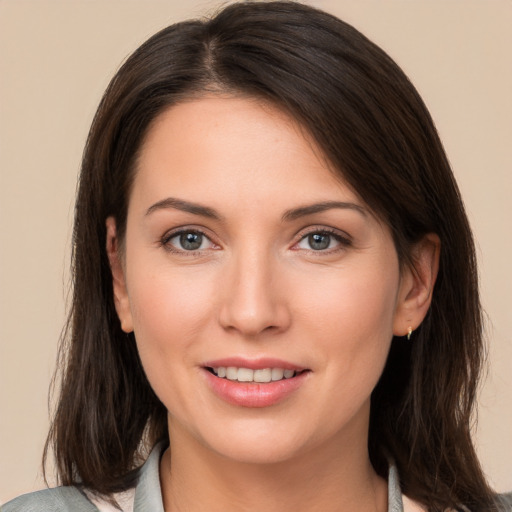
[4,2,510,511]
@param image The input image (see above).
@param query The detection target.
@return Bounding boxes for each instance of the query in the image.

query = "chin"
[195,416,320,465]
[214,437,308,465]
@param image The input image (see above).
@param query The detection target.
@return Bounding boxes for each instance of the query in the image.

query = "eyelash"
[160,227,352,255]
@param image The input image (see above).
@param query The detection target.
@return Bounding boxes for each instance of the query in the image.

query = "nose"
[218,250,291,337]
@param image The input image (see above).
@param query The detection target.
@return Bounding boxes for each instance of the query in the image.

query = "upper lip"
[202,357,307,371]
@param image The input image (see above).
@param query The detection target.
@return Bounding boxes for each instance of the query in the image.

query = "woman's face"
[109,96,416,464]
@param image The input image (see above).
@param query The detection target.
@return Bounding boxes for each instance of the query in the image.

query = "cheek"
[294,260,399,395]
[296,260,399,341]
[125,264,222,421]
[126,262,217,382]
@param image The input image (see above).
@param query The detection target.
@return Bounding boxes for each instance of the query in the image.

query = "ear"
[393,233,440,338]
[106,217,134,333]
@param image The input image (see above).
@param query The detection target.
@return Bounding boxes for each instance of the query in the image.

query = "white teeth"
[254,368,272,383]
[237,368,254,382]
[271,368,284,381]
[212,366,297,382]
[226,367,238,380]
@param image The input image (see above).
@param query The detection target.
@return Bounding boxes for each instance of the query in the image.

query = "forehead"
[132,96,360,210]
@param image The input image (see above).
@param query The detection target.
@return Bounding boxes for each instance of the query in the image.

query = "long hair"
[44,2,498,510]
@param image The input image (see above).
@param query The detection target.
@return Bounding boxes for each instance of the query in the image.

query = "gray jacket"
[3,444,511,511]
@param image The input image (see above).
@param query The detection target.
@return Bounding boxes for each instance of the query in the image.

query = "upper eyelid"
[162,226,214,242]
[295,226,352,242]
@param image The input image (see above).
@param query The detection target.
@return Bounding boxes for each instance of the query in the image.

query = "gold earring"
[407,326,413,341]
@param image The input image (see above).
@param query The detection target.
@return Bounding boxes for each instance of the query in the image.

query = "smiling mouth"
[206,367,307,383]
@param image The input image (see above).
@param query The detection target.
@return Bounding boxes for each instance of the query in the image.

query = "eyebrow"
[145,197,367,222]
[281,201,367,221]
[145,197,223,220]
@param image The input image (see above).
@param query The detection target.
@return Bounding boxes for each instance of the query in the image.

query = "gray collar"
[132,442,166,511]
[132,443,404,512]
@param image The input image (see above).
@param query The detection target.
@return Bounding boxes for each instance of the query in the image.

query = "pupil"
[180,232,202,250]
[309,233,330,250]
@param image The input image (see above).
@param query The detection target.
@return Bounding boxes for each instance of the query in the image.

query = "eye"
[295,230,350,252]
[163,230,215,252]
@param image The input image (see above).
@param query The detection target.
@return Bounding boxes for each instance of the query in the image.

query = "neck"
[160,422,387,512]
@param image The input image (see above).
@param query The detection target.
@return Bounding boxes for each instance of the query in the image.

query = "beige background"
[1,0,511,503]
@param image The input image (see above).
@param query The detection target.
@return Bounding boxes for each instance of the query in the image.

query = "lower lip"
[203,369,309,408]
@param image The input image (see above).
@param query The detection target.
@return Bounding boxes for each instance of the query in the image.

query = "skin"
[107,96,438,512]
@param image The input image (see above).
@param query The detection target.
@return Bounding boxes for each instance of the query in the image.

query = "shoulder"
[498,492,512,510]
[2,486,98,512]
[2,442,164,512]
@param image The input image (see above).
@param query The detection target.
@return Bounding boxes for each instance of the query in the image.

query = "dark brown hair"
[45,2,500,510]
